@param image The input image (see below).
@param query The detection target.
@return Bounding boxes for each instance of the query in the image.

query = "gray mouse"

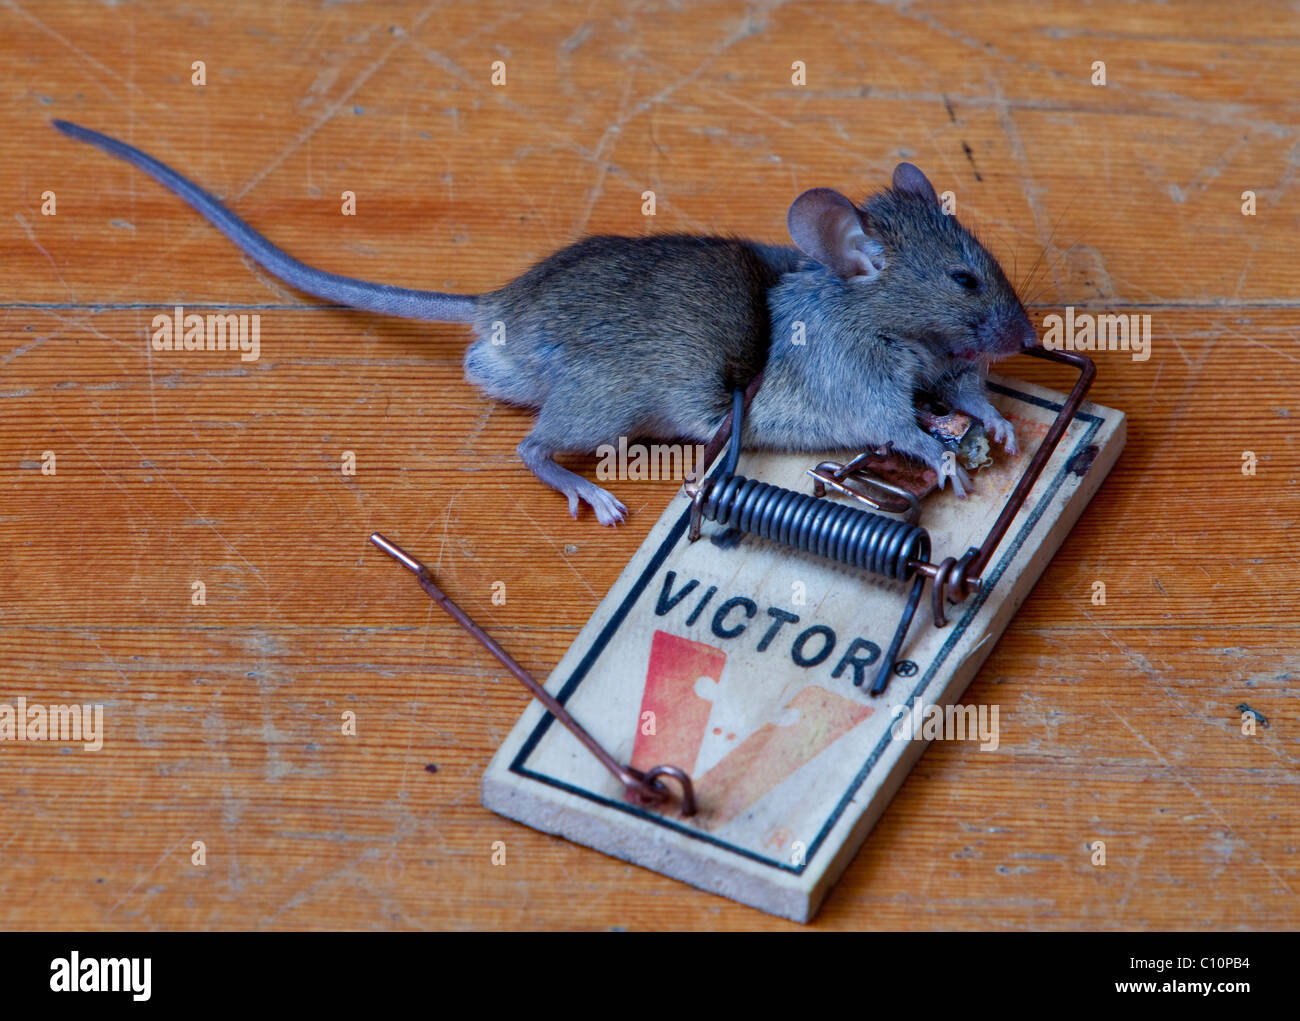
[52,119,1038,525]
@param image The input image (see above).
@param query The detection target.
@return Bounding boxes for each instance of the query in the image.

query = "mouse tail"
[51,120,478,324]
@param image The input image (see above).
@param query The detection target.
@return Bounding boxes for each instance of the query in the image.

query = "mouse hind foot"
[518,436,627,526]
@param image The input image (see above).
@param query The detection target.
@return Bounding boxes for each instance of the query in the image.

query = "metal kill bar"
[907,347,1096,622]
[369,532,697,816]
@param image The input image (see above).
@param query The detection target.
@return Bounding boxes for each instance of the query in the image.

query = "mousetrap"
[375,349,1124,922]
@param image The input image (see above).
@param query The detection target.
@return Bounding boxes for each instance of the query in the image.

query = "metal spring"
[700,474,931,580]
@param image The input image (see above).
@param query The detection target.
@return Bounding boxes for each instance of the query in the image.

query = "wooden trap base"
[482,375,1125,922]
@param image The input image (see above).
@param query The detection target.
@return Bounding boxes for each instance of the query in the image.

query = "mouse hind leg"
[517,412,627,526]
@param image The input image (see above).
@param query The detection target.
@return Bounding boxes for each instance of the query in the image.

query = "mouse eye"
[950,269,980,291]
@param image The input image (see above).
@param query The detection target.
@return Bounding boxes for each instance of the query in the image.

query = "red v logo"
[631,630,723,777]
[632,631,873,827]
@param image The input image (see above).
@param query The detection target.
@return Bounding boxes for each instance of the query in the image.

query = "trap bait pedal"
[375,349,1124,922]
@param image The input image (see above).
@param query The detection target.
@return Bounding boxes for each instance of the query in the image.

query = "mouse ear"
[786,188,884,280]
[892,162,939,204]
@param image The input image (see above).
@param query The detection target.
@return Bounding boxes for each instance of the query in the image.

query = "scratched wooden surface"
[1,0,1297,931]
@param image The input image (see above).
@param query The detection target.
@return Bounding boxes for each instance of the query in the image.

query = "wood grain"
[1,0,1296,930]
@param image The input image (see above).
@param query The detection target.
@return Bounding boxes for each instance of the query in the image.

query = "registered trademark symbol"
[892,660,918,677]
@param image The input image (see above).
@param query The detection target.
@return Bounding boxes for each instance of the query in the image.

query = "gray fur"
[53,120,1036,524]
[748,177,1039,496]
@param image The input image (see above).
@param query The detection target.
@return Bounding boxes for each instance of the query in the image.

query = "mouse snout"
[979,313,1039,358]
[1019,318,1040,350]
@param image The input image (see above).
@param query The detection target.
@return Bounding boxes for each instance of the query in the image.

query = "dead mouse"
[52,119,1038,525]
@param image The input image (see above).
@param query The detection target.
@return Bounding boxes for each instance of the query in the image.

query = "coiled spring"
[700,474,930,581]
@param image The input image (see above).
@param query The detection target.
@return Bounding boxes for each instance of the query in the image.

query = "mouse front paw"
[936,461,973,499]
[981,412,1019,456]
[898,431,974,499]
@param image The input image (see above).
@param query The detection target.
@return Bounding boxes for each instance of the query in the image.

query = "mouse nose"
[1020,319,1040,350]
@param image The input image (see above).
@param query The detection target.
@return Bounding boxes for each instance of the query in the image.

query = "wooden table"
[2,0,1296,930]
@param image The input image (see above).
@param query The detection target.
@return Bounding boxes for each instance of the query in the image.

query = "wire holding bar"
[369,532,697,816]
